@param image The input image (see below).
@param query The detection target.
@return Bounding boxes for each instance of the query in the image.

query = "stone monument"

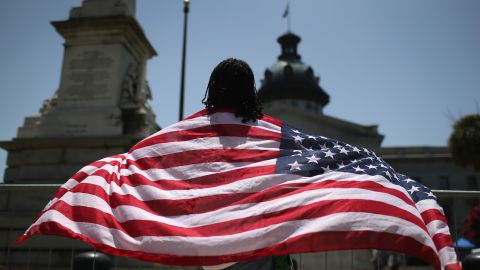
[0,1,168,268]
[0,0,158,183]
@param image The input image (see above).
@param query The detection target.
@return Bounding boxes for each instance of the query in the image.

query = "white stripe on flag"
[129,136,280,160]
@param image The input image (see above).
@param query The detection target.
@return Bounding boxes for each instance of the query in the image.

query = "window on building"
[438,200,454,231]
[466,176,479,206]
[438,176,450,190]
[467,176,479,190]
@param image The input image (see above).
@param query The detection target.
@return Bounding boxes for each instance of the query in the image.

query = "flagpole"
[179,0,190,121]
[283,1,291,32]
[287,2,291,32]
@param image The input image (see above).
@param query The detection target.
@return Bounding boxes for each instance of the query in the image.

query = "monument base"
[0,136,142,184]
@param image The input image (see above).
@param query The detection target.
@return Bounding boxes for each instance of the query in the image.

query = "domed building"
[258,32,384,150]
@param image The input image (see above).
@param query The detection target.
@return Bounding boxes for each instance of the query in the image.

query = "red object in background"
[464,204,480,246]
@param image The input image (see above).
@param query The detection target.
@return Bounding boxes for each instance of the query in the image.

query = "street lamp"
[179,0,190,121]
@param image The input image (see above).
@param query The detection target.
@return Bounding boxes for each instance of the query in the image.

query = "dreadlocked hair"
[202,58,263,122]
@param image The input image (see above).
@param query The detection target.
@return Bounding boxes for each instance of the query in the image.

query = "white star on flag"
[323,150,336,159]
[408,186,420,194]
[321,165,331,172]
[306,154,320,164]
[337,162,346,168]
[353,166,365,172]
[288,161,302,171]
[319,143,328,150]
[292,135,303,144]
[293,150,303,156]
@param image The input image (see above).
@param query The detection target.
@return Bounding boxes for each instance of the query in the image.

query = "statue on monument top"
[70,0,136,18]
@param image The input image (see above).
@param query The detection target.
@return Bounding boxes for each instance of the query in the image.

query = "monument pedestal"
[0,1,165,268]
[18,15,158,140]
[2,0,158,184]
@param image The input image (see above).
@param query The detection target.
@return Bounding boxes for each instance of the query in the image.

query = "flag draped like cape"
[18,109,461,270]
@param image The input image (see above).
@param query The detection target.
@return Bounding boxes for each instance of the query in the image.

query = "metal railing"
[1,184,479,270]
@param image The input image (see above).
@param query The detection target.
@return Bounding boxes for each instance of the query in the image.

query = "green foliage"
[448,114,480,170]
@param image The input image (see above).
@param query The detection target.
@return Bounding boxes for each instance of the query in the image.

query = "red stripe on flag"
[261,114,283,127]
[123,165,276,189]
[445,262,462,270]
[421,209,448,225]
[39,193,428,238]
[131,149,279,170]
[432,233,454,251]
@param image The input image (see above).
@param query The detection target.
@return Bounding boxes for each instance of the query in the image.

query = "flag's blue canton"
[275,124,437,204]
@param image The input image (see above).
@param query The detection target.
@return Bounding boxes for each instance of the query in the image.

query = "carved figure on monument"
[142,80,153,101]
[120,64,140,108]
[120,64,152,109]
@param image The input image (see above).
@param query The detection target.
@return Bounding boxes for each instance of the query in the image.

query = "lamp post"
[179,0,190,121]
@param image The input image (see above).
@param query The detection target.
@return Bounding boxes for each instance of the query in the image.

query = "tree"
[448,114,480,170]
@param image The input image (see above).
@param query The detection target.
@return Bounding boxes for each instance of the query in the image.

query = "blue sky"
[1,0,479,181]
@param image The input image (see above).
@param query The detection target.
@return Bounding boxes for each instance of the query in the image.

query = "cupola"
[258,32,330,109]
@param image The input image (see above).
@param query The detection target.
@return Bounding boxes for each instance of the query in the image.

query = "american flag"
[17,109,461,270]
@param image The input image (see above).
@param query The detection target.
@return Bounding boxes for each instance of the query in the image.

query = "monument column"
[0,0,159,183]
